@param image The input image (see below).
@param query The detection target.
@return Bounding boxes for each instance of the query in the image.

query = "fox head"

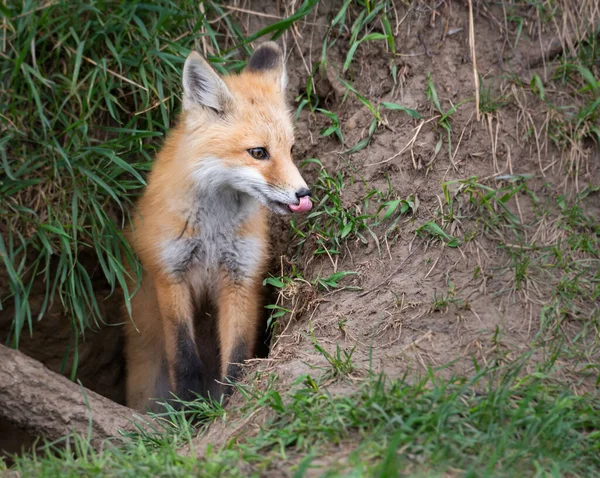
[180,42,311,214]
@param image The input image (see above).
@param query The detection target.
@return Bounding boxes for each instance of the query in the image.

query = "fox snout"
[274,161,312,214]
[289,187,312,213]
[268,165,312,214]
[261,177,312,215]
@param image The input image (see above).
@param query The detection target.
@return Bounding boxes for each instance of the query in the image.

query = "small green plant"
[316,108,344,143]
[416,221,461,248]
[479,79,508,114]
[503,1,558,50]
[313,270,358,291]
[293,159,416,257]
[426,72,471,160]
[312,334,356,379]
[432,284,466,312]
[263,272,303,329]
[262,269,357,328]
[505,247,532,291]
[340,79,421,153]
[340,0,396,73]
[375,196,418,224]
[530,73,546,101]
[442,176,535,239]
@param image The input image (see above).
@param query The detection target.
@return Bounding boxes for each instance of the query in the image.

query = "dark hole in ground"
[0,420,38,467]
[0,217,288,463]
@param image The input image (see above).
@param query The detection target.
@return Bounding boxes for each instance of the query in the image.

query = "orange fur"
[124,42,309,411]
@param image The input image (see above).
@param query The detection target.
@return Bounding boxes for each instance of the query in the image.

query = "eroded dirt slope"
[252,0,600,395]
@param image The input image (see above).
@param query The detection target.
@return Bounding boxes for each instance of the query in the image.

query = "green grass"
[431,280,467,312]
[1,0,200,347]
[478,80,508,115]
[426,73,473,163]
[294,0,413,154]
[6,358,600,477]
[291,158,417,257]
[296,0,398,115]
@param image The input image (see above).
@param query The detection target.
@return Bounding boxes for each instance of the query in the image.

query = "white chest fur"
[160,188,264,286]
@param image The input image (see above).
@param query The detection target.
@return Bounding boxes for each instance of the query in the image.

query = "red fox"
[124,42,312,411]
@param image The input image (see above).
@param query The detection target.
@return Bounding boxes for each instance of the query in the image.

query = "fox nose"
[296,188,311,199]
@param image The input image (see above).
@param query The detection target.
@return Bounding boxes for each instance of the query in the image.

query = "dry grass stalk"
[467,0,480,121]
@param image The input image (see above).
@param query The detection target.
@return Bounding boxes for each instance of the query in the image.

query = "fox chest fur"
[159,189,266,287]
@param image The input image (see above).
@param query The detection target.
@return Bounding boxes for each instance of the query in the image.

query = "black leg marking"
[255,287,272,360]
[224,339,250,395]
[173,325,204,404]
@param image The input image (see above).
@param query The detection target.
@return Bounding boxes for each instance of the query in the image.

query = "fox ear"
[182,51,232,113]
[247,42,287,92]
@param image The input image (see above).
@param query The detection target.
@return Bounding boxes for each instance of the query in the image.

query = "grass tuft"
[8,361,600,477]
[0,0,319,350]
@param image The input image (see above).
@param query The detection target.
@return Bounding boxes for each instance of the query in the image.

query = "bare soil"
[261,0,600,394]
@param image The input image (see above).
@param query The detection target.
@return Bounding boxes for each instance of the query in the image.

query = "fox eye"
[248,147,269,160]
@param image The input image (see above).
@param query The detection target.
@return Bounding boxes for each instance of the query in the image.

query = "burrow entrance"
[0,216,291,461]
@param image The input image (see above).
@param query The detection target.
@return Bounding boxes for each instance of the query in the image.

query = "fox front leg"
[154,277,204,405]
[216,272,262,393]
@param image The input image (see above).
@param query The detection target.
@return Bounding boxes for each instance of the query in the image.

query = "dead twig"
[367,117,437,167]
[467,0,480,121]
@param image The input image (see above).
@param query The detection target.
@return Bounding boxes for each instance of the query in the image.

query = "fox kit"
[124,42,311,411]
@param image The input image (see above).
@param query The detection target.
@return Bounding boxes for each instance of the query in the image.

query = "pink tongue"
[289,195,312,213]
